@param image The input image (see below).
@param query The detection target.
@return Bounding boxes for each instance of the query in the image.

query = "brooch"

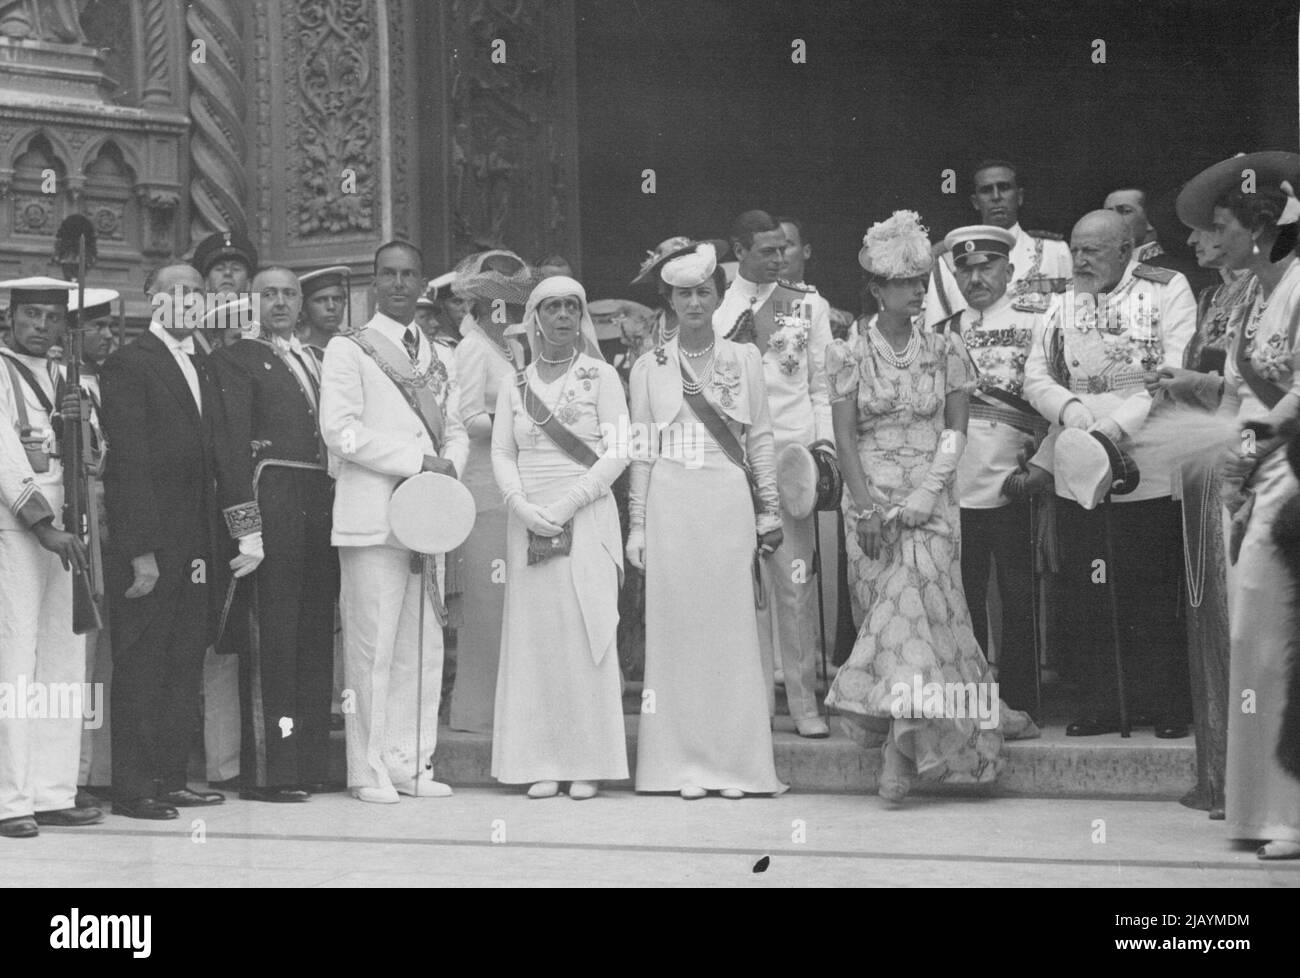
[654,345,667,366]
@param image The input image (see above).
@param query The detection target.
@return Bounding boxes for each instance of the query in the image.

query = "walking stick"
[1027,493,1043,721]
[1101,496,1131,738]
[413,555,427,788]
[812,513,830,715]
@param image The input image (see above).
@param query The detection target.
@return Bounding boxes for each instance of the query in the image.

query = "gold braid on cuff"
[223,500,263,538]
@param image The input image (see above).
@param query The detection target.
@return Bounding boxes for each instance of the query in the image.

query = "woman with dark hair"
[446,251,533,734]
[1152,214,1262,820]
[825,211,1037,804]
[1174,152,1300,858]
[491,276,630,800]
[628,243,786,799]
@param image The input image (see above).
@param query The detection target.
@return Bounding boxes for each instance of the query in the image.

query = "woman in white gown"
[447,250,532,734]
[1176,152,1300,859]
[491,275,630,799]
[627,243,787,799]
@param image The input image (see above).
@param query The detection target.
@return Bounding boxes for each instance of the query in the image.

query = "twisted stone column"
[187,0,246,241]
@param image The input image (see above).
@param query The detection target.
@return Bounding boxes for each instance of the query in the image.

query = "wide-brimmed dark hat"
[1176,152,1300,231]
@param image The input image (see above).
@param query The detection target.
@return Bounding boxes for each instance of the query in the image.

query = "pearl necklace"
[681,339,715,359]
[869,321,920,369]
[529,354,579,427]
[680,349,715,395]
[539,347,578,365]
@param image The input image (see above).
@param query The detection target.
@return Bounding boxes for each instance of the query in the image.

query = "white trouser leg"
[0,529,85,818]
[771,507,819,721]
[383,553,445,779]
[338,546,418,790]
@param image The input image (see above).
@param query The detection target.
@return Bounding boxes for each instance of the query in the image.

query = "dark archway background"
[573,0,1299,312]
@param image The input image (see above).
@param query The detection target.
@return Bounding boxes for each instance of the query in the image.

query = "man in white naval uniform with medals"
[320,241,468,803]
[928,160,1073,325]
[935,226,1051,721]
[1023,210,1196,739]
[714,210,833,738]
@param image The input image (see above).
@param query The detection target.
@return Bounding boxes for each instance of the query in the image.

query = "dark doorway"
[574,0,1299,311]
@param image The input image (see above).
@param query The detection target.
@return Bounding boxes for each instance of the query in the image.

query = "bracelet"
[853,504,883,521]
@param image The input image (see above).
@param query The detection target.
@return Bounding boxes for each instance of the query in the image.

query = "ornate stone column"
[186,0,248,244]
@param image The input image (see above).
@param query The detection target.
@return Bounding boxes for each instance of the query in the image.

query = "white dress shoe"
[394,773,453,797]
[568,781,598,800]
[795,716,830,738]
[680,784,707,800]
[720,788,745,799]
[352,785,399,804]
[527,781,559,799]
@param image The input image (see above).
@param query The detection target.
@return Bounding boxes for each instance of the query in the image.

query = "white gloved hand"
[230,531,264,578]
[1061,400,1094,430]
[517,502,563,537]
[1089,416,1124,443]
[625,529,646,570]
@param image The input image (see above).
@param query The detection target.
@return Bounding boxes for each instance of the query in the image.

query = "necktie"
[403,326,419,365]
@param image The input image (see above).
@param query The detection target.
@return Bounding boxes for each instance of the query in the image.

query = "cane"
[1101,496,1131,738]
[1027,492,1043,721]
[413,554,428,788]
[812,513,830,715]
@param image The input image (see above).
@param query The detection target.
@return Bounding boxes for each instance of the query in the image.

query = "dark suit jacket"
[210,337,327,482]
[99,328,254,650]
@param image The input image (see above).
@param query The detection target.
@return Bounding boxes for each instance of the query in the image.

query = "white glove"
[625,529,646,570]
[1061,400,1094,430]
[1089,416,1124,443]
[230,531,264,578]
[516,501,563,537]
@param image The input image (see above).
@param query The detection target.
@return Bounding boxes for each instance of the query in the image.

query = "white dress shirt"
[149,322,201,412]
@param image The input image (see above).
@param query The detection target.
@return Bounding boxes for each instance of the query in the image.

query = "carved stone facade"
[0,3,188,322]
[0,0,580,325]
[420,0,582,273]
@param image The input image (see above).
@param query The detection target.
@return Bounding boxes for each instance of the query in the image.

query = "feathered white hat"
[858,210,934,279]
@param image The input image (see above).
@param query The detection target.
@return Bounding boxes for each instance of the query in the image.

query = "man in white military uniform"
[938,227,1051,720]
[320,241,468,803]
[1023,210,1196,738]
[0,278,103,838]
[928,160,1073,325]
[714,210,833,738]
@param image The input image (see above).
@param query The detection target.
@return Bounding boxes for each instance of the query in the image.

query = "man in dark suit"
[210,267,339,801]
[100,263,263,820]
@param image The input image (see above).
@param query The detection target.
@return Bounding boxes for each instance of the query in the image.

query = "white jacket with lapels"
[320,312,469,547]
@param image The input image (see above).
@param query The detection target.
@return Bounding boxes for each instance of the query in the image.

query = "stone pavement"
[6,788,1297,888]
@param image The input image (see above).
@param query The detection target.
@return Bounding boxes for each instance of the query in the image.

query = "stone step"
[329,716,1195,800]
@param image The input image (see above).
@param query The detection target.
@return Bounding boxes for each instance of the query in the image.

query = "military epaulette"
[932,311,963,336]
[777,279,816,293]
[1024,229,1064,241]
[1133,263,1177,285]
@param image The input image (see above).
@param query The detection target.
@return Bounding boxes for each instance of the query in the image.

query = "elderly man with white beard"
[1023,210,1196,739]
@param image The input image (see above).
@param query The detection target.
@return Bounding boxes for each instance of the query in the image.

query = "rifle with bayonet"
[54,215,105,635]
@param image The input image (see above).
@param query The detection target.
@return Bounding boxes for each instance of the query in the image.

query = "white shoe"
[680,784,707,800]
[795,716,830,738]
[568,781,598,800]
[774,669,786,685]
[393,773,453,797]
[352,785,399,804]
[720,788,744,799]
[527,780,559,799]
